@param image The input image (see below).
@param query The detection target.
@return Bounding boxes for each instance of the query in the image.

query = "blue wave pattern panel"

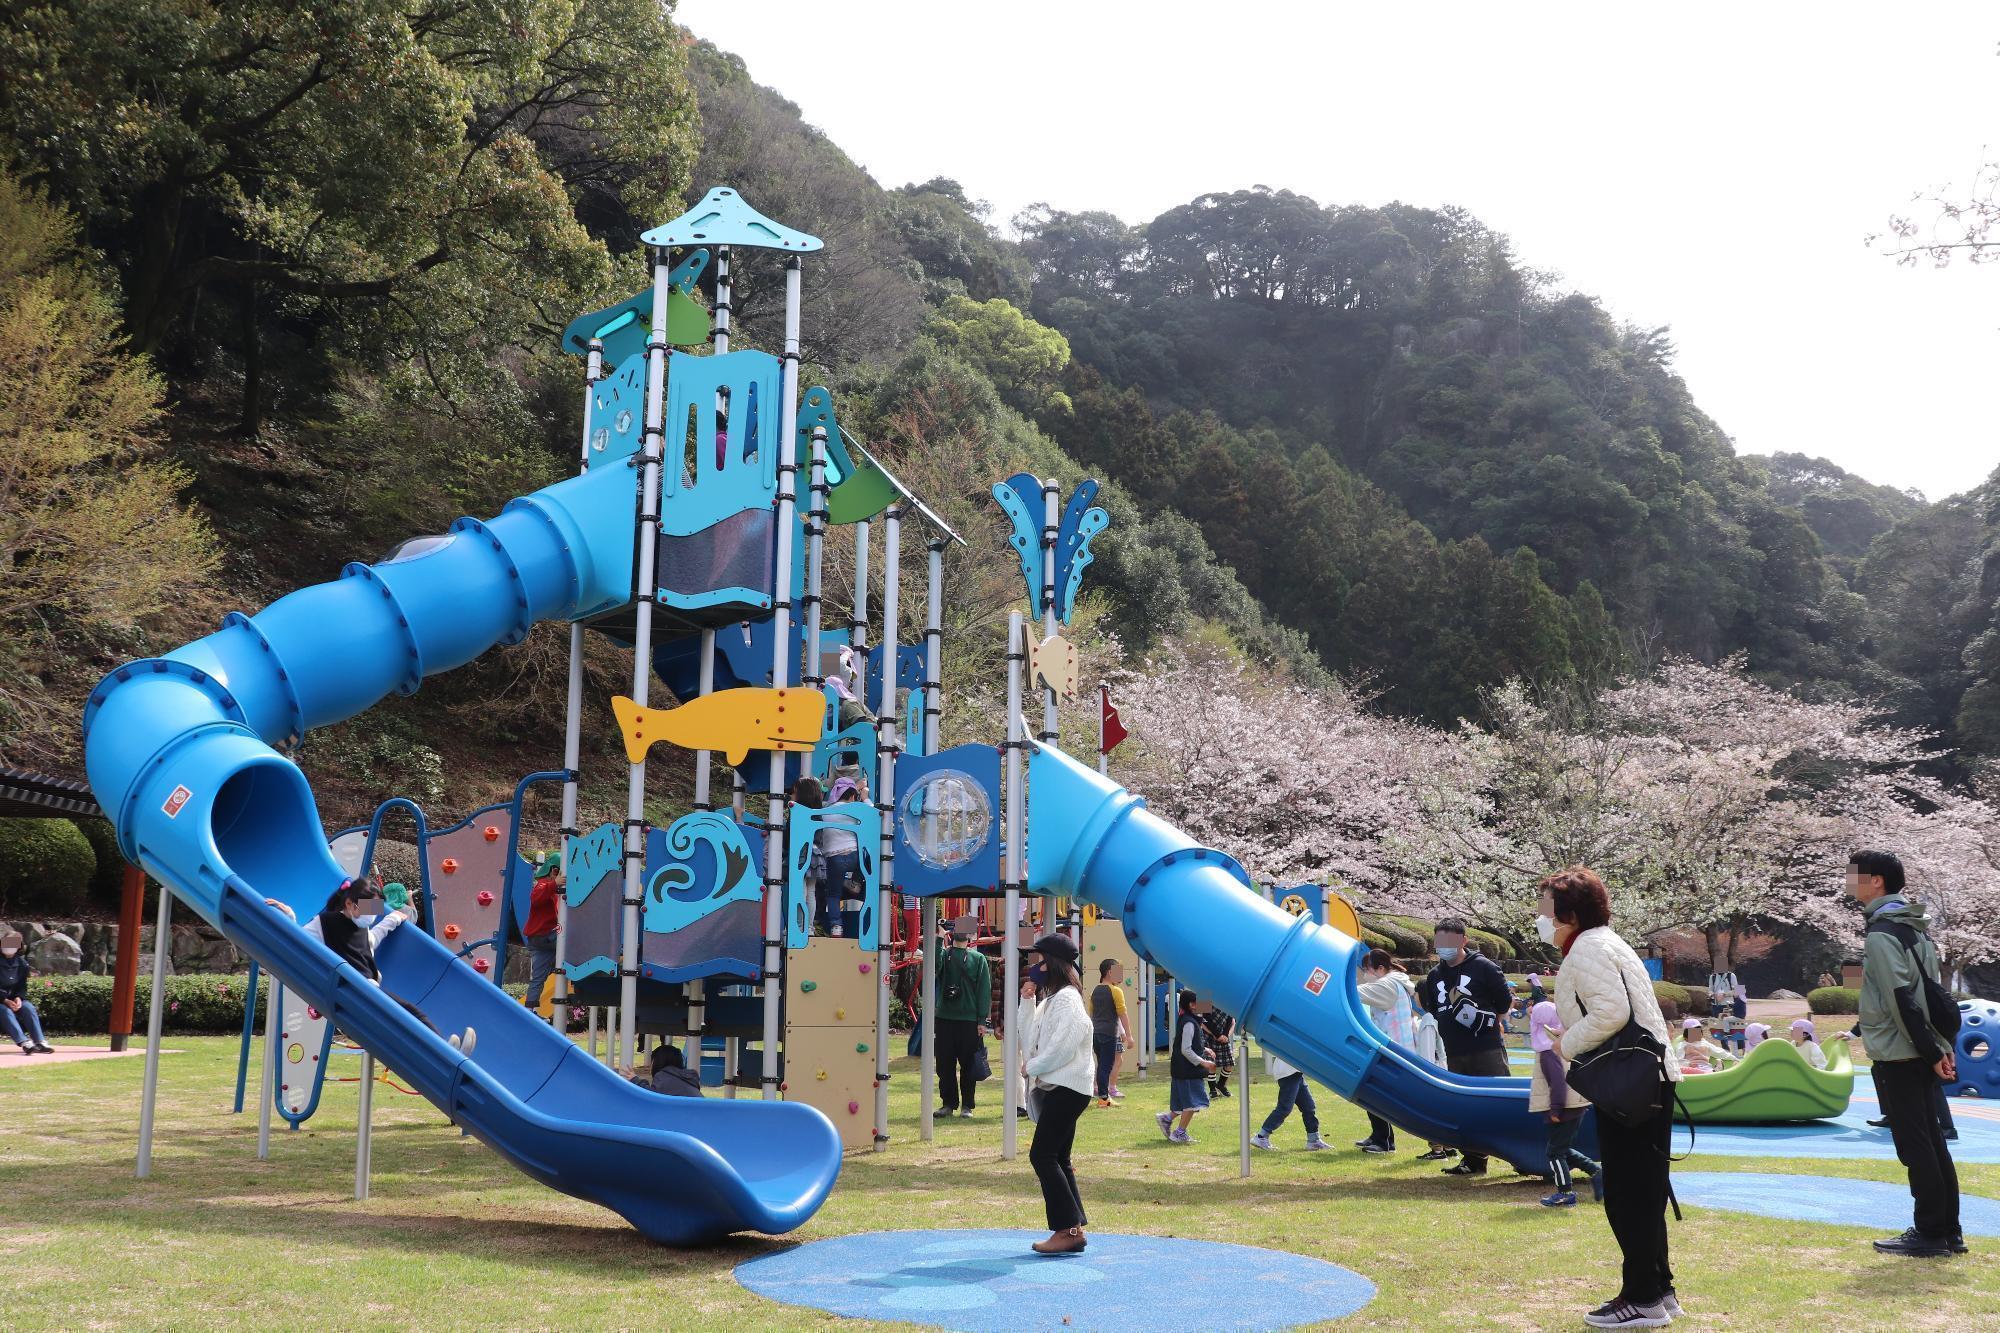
[559,822,623,983]
[787,803,882,949]
[892,744,1002,897]
[639,814,765,982]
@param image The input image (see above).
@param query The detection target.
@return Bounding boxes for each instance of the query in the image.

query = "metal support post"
[356,1051,376,1200]
[872,505,902,1149]
[919,539,943,1141]
[135,883,173,1177]
[759,256,804,1100]
[1001,611,1025,1162]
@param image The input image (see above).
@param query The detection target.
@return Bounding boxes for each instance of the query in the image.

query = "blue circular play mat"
[734,1229,1376,1331]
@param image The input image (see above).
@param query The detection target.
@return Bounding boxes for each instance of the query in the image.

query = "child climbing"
[1156,989,1215,1144]
[1528,999,1601,1207]
[816,776,867,938]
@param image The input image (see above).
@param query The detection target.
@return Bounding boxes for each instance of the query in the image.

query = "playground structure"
[82,179,1965,1257]
[1673,1034,1856,1123]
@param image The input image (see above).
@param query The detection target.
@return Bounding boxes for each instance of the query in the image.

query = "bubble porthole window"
[900,771,992,872]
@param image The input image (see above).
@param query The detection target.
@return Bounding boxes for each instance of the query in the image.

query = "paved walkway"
[0,1044,175,1071]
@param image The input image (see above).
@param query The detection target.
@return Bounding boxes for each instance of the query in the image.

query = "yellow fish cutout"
[611,687,825,766]
[1028,633,1080,701]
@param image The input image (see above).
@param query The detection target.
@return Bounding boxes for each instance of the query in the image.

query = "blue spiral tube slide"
[83,461,841,1244]
[1030,740,1586,1172]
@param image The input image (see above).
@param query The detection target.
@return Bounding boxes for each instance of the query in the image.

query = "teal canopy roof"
[641,187,823,252]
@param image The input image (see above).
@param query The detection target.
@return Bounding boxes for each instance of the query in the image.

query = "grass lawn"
[2,1034,1995,1330]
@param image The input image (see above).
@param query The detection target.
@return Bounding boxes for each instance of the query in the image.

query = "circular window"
[380,533,455,564]
[899,770,992,872]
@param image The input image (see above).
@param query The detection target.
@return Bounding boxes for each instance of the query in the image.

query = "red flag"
[1100,684,1129,755]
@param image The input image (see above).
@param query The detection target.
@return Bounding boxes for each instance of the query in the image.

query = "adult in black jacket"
[1420,917,1514,1176]
[1,930,54,1054]
[631,1042,705,1097]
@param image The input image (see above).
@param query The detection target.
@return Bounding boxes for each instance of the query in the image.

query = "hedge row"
[26,973,258,1034]
[0,818,96,917]
[1808,986,1862,1015]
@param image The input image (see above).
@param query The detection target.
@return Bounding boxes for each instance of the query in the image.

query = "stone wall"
[0,920,245,976]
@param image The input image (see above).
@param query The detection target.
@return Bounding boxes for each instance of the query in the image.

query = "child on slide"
[266,883,475,1055]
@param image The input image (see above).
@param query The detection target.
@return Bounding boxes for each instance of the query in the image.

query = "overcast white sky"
[679,2,1999,500]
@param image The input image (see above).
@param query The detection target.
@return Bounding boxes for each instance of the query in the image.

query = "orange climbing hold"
[441,858,460,874]
[444,923,461,940]
[483,825,500,842]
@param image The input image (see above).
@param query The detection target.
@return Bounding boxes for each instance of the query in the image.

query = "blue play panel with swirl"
[734,1229,1376,1331]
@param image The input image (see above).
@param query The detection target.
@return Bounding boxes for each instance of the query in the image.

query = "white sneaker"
[1660,1291,1683,1319]
[452,1027,477,1057]
[1250,1132,1272,1150]
[1305,1135,1330,1151]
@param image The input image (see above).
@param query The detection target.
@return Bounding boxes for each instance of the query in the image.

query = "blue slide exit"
[83,460,840,1245]
[1029,741,1587,1173]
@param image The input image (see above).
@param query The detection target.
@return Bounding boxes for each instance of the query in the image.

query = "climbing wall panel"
[784,938,880,1151]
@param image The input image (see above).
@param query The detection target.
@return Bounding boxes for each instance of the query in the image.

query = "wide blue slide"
[1030,740,1581,1173]
[83,460,841,1245]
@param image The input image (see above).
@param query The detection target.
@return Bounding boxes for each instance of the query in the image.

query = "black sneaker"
[1442,1161,1486,1177]
[1415,1147,1456,1162]
[1945,1130,1959,1142]
[30,1042,53,1054]
[1947,1233,1969,1254]
[13,1044,32,1056]
[1867,1116,1891,1128]
[1583,1297,1670,1327]
[1872,1228,1954,1257]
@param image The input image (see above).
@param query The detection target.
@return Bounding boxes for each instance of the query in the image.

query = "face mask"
[1437,945,1462,963]
[1535,915,1557,945]
[1,948,17,958]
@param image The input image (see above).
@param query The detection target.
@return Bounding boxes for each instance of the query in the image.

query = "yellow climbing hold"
[835,1007,846,1020]
[816,1069,828,1081]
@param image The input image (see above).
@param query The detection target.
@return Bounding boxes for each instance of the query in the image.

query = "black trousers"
[1597,1099,1674,1306]
[1364,1112,1395,1148]
[1873,1058,1961,1239]
[1093,1032,1117,1098]
[1445,1045,1511,1168]
[1030,1085,1091,1231]
[937,1018,982,1111]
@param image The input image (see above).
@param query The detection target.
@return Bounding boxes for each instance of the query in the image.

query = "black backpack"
[1867,917,1962,1042]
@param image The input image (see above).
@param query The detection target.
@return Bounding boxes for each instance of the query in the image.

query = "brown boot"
[1031,1227,1087,1255]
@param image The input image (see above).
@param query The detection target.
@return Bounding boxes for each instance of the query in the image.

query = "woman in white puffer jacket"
[1542,867,1682,1331]
[1020,931,1096,1255]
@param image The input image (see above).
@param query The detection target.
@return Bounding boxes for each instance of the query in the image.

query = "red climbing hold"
[483,825,500,842]
[473,957,491,974]
[444,923,462,940]
[477,890,494,906]
[847,1100,860,1114]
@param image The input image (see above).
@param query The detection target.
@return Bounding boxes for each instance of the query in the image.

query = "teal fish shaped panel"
[786,802,882,950]
[642,812,762,936]
[642,186,824,252]
[991,472,1044,606]
[660,349,782,535]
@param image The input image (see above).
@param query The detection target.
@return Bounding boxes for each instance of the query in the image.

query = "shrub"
[1680,987,1711,1018]
[72,817,130,911]
[1359,927,1398,954]
[1808,986,1861,1015]
[29,972,257,1034]
[1652,981,1690,1021]
[1362,916,1430,959]
[0,818,95,916]
[1466,927,1513,962]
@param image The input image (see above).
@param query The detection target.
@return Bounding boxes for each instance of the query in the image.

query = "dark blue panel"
[892,743,1002,897]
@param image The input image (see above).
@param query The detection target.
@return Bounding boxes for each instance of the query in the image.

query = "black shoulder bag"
[1565,967,1671,1126]
[1866,918,1962,1042]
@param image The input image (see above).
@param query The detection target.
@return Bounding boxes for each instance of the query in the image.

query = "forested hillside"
[2,3,1995,840]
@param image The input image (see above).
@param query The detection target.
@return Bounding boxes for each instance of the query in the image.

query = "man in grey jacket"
[1848,850,1963,1257]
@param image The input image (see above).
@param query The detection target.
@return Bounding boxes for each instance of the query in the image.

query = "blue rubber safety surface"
[734,1229,1376,1331]
[1676,1171,2000,1236]
[1674,1091,2000,1163]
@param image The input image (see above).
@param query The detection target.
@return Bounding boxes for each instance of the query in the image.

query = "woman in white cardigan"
[1543,867,1682,1331]
[1021,931,1096,1255]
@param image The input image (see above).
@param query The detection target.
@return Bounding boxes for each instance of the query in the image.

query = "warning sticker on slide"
[1303,967,1330,996]
[162,785,193,818]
